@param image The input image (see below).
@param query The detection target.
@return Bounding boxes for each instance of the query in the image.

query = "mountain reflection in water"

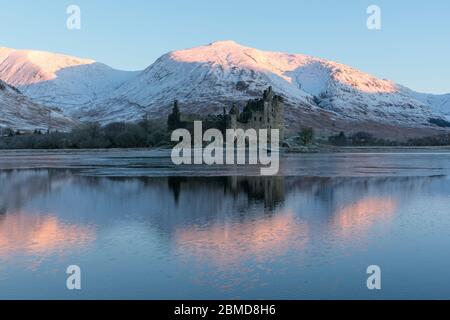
[332,197,397,238]
[175,210,309,265]
[0,168,449,299]
[0,212,95,261]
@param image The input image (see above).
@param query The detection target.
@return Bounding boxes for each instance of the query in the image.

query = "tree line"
[294,128,450,147]
[328,131,450,147]
[1,123,450,149]
[0,120,170,149]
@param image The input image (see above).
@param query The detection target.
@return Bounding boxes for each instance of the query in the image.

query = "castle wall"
[227,98,284,141]
[168,87,285,141]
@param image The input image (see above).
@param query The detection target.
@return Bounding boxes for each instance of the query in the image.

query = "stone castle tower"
[167,86,285,140]
[226,86,284,140]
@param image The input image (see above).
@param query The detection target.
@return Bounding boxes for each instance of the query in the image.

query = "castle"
[167,87,284,140]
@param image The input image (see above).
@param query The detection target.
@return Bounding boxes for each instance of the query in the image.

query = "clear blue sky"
[0,0,449,93]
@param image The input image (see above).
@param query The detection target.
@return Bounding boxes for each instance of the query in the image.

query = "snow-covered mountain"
[103,41,450,131]
[0,79,75,131]
[1,41,449,136]
[0,47,137,115]
[408,90,450,121]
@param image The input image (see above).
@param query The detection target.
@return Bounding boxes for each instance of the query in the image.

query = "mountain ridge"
[0,46,138,115]
[105,41,449,131]
[0,41,449,138]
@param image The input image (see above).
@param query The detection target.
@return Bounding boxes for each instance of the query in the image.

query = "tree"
[298,127,314,145]
[2,128,14,137]
[70,122,108,148]
[167,100,181,131]
[351,132,374,146]
[329,131,347,146]
[114,123,147,148]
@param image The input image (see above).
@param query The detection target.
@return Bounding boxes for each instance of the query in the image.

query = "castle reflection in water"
[0,169,446,241]
[168,176,285,210]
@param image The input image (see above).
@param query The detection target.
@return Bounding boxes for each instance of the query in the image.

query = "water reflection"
[332,197,397,238]
[0,170,445,248]
[1,167,450,298]
[0,211,95,262]
[168,176,284,209]
[175,210,308,266]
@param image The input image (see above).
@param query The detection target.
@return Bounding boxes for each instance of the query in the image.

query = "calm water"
[0,150,450,299]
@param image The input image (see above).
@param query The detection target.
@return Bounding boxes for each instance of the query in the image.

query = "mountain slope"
[407,90,450,121]
[100,41,449,131]
[0,80,75,131]
[0,47,137,115]
[1,42,449,137]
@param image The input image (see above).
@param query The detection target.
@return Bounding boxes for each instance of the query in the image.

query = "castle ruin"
[167,87,284,140]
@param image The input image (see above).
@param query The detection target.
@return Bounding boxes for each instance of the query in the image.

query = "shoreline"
[332,145,450,153]
[1,145,450,154]
[286,144,450,154]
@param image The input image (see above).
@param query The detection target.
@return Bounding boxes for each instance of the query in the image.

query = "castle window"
[260,117,262,122]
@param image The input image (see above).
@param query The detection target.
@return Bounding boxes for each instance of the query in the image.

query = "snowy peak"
[112,40,444,130]
[169,40,400,96]
[0,41,449,134]
[0,47,137,113]
[0,47,13,63]
[0,47,95,86]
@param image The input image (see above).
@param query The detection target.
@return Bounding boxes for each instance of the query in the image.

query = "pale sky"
[0,0,449,93]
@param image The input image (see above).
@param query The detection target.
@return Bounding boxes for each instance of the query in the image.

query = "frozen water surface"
[0,149,449,299]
